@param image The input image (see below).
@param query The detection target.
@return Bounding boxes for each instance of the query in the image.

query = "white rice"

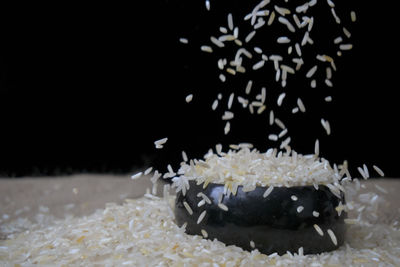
[210,36,225,48]
[334,36,343,44]
[267,11,275,25]
[179,38,188,44]
[212,99,219,110]
[185,94,193,103]
[219,74,226,82]
[278,16,295,32]
[321,119,331,135]
[350,11,357,22]
[197,210,207,224]
[312,211,320,217]
[263,186,274,198]
[339,44,353,50]
[222,111,234,120]
[268,134,278,141]
[154,137,168,149]
[200,45,213,53]
[327,229,338,246]
[183,201,193,215]
[218,203,229,211]
[331,8,341,24]
[313,224,324,236]
[277,36,290,44]
[201,229,208,238]
[277,93,286,106]
[274,118,286,130]
[343,27,351,38]
[373,165,385,177]
[227,13,234,31]
[224,122,230,135]
[144,167,153,175]
[182,151,188,162]
[205,0,210,11]
[254,47,263,54]
[269,110,274,125]
[131,172,143,180]
[291,195,298,201]
[245,30,256,43]
[325,79,333,87]
[297,98,306,112]
[297,206,304,213]
[306,65,317,78]
[252,60,265,70]
[278,128,288,138]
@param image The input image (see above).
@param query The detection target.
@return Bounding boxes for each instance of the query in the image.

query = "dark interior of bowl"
[175,180,346,255]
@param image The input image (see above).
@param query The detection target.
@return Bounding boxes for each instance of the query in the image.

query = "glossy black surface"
[175,181,346,255]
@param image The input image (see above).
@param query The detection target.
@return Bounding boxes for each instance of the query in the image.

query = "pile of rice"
[2,0,398,265]
[1,188,399,266]
[171,143,344,195]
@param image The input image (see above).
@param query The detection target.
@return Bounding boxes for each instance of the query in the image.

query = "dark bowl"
[175,180,346,255]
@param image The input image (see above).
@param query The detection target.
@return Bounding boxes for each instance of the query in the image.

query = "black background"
[0,1,399,177]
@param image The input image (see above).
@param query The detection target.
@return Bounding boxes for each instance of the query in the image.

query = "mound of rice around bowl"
[171,144,345,197]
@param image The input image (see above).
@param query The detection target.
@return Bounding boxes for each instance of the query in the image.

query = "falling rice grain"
[224,122,230,135]
[312,211,320,217]
[297,98,306,112]
[201,229,208,238]
[131,172,143,180]
[183,201,193,215]
[321,119,331,135]
[269,110,274,125]
[201,45,213,53]
[185,94,193,103]
[277,36,291,44]
[313,224,324,236]
[179,38,188,44]
[197,210,207,224]
[205,0,210,11]
[327,229,338,245]
[267,11,276,25]
[297,206,304,213]
[277,93,286,106]
[218,203,229,211]
[154,137,168,149]
[227,13,234,31]
[212,99,219,110]
[245,31,256,43]
[339,44,353,50]
[275,118,286,129]
[306,65,318,78]
[373,165,385,177]
[252,60,265,70]
[268,134,278,141]
[245,80,253,94]
[263,186,274,198]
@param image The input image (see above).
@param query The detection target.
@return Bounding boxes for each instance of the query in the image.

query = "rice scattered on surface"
[2,189,399,266]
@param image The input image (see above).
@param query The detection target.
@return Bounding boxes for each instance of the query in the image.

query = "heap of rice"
[2,0,398,265]
[171,144,344,195]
